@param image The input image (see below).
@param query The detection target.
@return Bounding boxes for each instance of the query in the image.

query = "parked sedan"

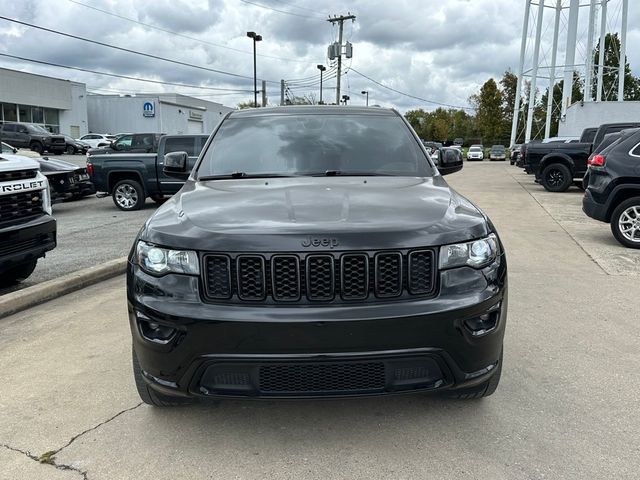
[77,133,116,148]
[63,136,90,155]
[489,145,506,161]
[466,145,484,161]
[37,157,96,202]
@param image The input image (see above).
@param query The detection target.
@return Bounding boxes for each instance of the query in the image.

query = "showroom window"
[2,103,17,122]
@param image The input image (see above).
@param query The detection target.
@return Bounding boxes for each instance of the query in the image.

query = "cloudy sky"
[1,0,639,112]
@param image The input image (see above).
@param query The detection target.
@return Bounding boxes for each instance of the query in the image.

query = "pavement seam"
[1,443,88,480]
[506,167,608,275]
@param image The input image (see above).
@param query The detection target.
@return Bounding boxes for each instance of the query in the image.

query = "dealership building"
[0,67,89,137]
[87,94,233,135]
[1,67,234,138]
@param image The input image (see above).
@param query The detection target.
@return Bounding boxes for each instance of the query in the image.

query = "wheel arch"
[540,153,575,173]
[107,170,146,195]
[605,186,640,222]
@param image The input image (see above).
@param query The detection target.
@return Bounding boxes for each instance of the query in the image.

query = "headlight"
[439,234,499,270]
[42,177,52,215]
[136,241,199,276]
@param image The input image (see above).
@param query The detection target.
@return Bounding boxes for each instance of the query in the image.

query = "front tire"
[65,145,75,154]
[0,260,37,287]
[132,347,193,407]
[30,142,43,154]
[610,197,640,249]
[541,163,572,192]
[112,179,145,211]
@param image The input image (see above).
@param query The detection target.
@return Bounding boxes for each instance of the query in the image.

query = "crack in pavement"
[1,402,143,480]
[51,402,144,456]
[1,443,88,479]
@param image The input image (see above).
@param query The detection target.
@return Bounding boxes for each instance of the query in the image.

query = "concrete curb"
[0,257,127,319]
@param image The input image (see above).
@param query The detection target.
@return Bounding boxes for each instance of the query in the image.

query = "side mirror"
[163,151,189,179]
[110,141,118,150]
[439,149,463,176]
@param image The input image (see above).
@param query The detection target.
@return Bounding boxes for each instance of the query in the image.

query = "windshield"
[196,114,433,178]
[28,125,50,134]
[469,147,482,152]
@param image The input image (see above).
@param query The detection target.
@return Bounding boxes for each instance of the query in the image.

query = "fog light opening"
[137,312,177,344]
[464,311,499,336]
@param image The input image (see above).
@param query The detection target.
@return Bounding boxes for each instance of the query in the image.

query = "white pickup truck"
[0,153,56,286]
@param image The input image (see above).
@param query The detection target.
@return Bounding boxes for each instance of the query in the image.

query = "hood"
[37,157,79,172]
[0,153,40,172]
[143,176,488,252]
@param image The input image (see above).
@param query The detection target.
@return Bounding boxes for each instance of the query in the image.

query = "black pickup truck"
[87,134,208,211]
[522,123,640,192]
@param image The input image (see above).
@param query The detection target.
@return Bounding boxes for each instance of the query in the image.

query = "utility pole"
[261,80,267,107]
[280,80,285,106]
[596,0,607,102]
[327,14,356,105]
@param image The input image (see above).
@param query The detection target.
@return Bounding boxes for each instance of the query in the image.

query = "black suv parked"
[0,122,66,154]
[127,106,507,406]
[583,128,640,248]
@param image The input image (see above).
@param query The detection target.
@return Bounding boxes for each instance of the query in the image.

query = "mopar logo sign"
[143,101,155,117]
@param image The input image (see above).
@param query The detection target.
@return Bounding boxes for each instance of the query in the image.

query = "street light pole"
[361,90,369,106]
[317,65,326,104]
[246,31,262,107]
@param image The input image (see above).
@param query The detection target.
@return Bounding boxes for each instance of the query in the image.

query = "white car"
[466,145,484,161]
[77,133,116,148]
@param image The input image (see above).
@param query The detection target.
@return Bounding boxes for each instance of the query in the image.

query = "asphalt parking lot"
[1,162,639,479]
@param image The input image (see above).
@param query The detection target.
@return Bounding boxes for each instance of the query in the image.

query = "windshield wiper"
[198,172,297,181]
[307,170,396,177]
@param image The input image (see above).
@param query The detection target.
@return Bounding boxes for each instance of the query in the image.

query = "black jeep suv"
[583,128,640,248]
[127,106,507,406]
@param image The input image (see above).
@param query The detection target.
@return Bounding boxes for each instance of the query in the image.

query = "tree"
[591,33,640,101]
[236,100,255,109]
[470,79,503,145]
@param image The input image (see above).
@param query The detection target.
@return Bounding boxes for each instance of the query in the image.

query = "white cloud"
[0,0,637,112]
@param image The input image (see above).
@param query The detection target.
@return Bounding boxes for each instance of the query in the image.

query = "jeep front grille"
[202,249,436,305]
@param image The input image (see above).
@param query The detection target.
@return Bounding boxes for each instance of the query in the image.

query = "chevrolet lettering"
[0,180,45,193]
[127,106,507,406]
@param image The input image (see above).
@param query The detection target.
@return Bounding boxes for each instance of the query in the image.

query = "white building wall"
[87,94,232,135]
[0,68,72,109]
[558,101,640,137]
[59,82,89,137]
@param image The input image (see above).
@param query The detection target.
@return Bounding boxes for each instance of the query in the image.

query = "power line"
[270,0,326,15]
[238,0,326,20]
[0,15,279,84]
[65,0,308,64]
[348,67,474,111]
[0,53,255,92]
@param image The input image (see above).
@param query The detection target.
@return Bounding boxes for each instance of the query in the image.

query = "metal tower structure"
[510,0,629,147]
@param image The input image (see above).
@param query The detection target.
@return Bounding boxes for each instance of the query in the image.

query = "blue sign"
[143,101,155,117]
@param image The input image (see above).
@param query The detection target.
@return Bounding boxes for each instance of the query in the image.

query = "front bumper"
[127,253,507,399]
[0,215,56,271]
